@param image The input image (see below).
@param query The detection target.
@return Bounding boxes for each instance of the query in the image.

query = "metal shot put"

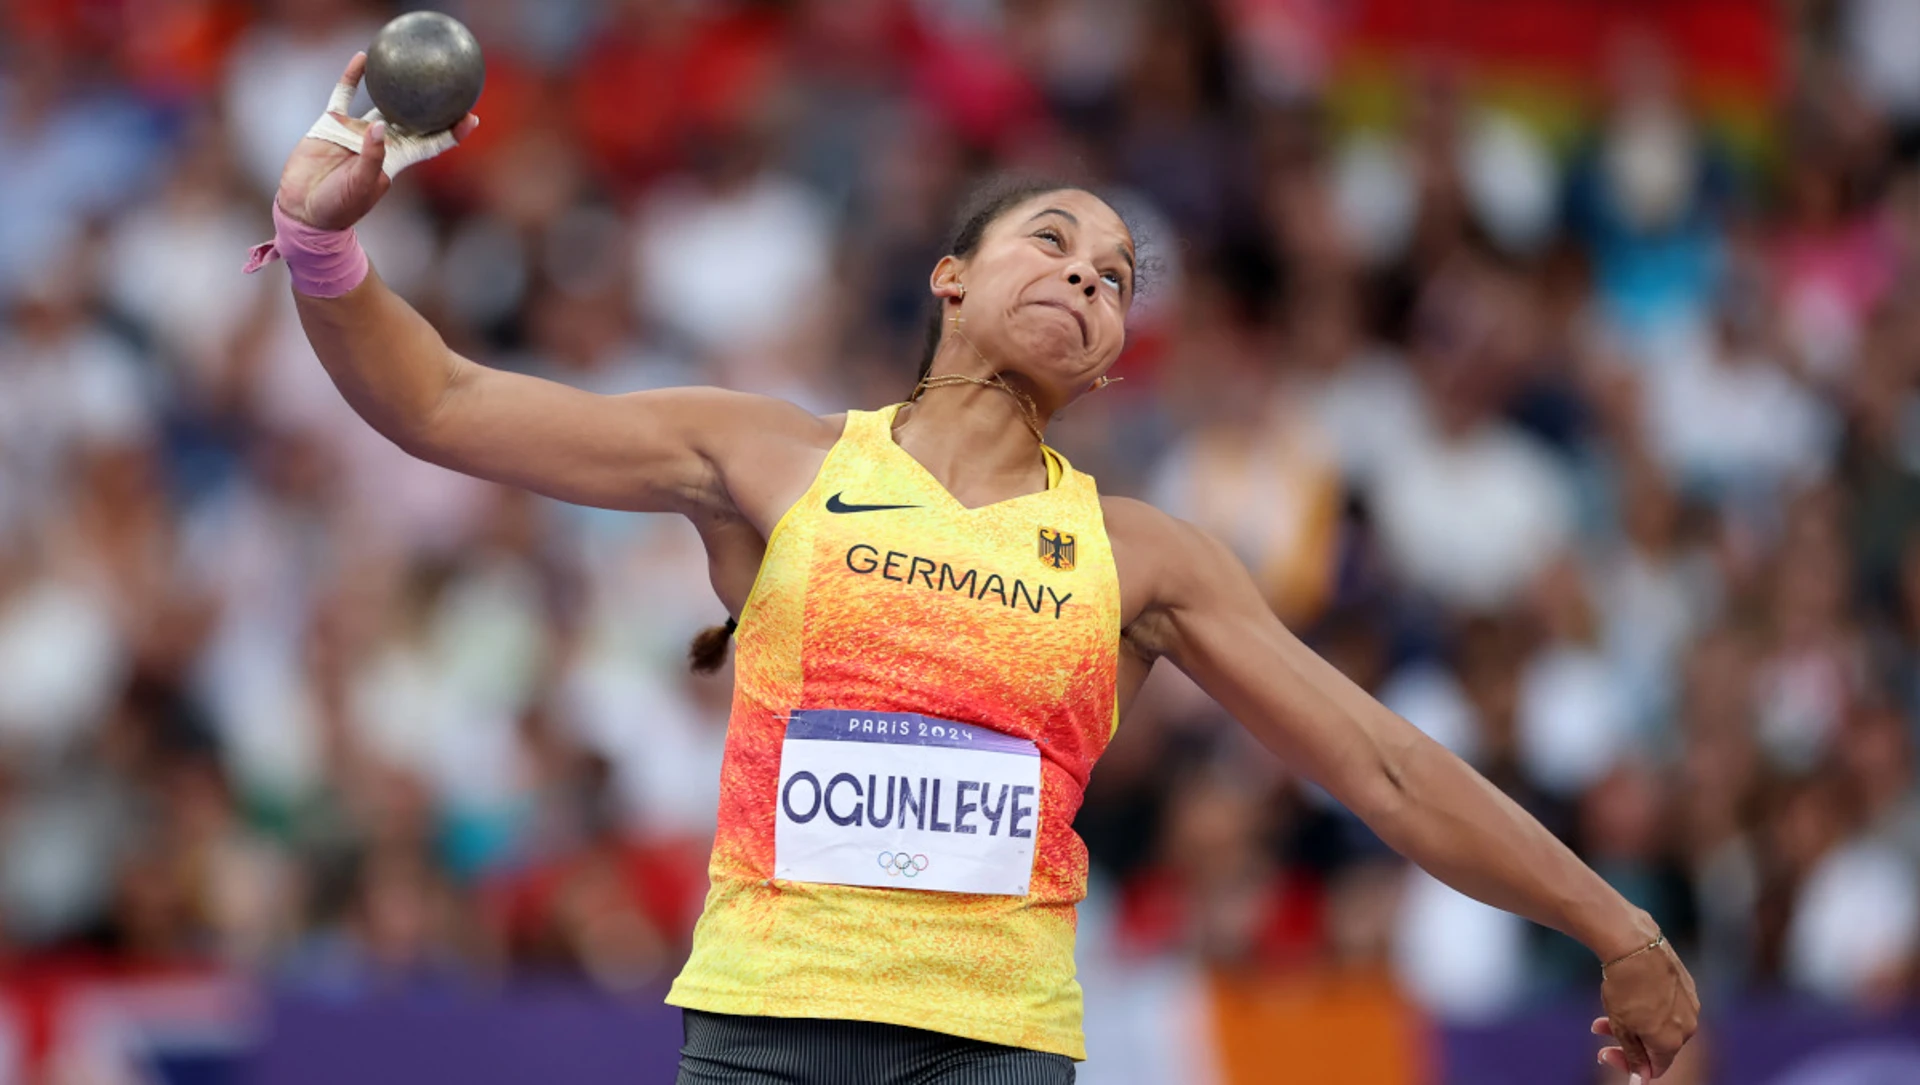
[364,11,484,135]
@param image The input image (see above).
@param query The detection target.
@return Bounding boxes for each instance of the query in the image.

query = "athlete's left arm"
[1110,498,1697,1080]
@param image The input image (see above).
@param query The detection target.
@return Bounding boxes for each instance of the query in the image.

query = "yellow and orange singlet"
[667,405,1122,1059]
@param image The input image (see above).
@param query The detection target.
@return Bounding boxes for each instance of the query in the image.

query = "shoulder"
[1101,494,1233,569]
[653,387,843,454]
[660,391,848,527]
[1101,495,1244,652]
[1100,494,1180,550]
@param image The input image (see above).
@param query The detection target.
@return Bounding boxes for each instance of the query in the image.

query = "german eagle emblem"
[1038,528,1076,571]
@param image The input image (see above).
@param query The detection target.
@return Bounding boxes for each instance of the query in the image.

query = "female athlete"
[255,56,1698,1085]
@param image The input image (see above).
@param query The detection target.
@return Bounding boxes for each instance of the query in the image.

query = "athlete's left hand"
[1591,940,1699,1080]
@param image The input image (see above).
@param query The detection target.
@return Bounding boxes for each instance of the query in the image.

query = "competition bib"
[773,709,1041,897]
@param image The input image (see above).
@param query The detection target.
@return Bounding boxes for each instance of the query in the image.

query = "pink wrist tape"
[242,202,370,298]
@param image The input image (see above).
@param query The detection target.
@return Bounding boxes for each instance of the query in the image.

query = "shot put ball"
[364,11,485,136]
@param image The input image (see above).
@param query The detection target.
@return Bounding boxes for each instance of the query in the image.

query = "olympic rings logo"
[877,851,930,877]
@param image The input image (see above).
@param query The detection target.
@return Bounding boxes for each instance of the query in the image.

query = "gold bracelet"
[1601,934,1667,974]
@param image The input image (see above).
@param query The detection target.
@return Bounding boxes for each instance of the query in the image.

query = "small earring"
[1091,375,1122,392]
[956,283,967,301]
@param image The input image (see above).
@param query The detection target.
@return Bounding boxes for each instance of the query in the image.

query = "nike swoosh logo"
[826,492,921,514]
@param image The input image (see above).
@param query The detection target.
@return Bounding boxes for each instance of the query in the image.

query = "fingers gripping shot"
[248,46,1701,1084]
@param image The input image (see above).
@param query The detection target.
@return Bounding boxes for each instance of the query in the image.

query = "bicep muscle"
[415,365,822,515]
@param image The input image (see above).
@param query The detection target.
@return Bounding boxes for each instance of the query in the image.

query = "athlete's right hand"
[274,52,479,231]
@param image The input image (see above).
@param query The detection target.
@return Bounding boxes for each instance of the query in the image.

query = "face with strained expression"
[930,190,1136,408]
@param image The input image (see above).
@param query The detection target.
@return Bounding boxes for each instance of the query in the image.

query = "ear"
[930,255,966,305]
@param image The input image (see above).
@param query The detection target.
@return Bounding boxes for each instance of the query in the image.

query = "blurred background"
[3,0,1920,1081]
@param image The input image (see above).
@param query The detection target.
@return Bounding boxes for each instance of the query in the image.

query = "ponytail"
[688,616,737,674]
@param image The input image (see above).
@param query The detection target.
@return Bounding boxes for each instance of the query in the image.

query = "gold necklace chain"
[907,319,1047,445]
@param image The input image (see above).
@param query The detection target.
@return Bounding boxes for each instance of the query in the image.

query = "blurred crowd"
[3,0,1920,1068]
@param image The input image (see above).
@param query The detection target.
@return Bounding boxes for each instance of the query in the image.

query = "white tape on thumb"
[301,108,462,179]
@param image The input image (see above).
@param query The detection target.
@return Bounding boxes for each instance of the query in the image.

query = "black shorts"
[676,1009,1077,1085]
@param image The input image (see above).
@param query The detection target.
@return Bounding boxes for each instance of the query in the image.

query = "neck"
[894,341,1054,498]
